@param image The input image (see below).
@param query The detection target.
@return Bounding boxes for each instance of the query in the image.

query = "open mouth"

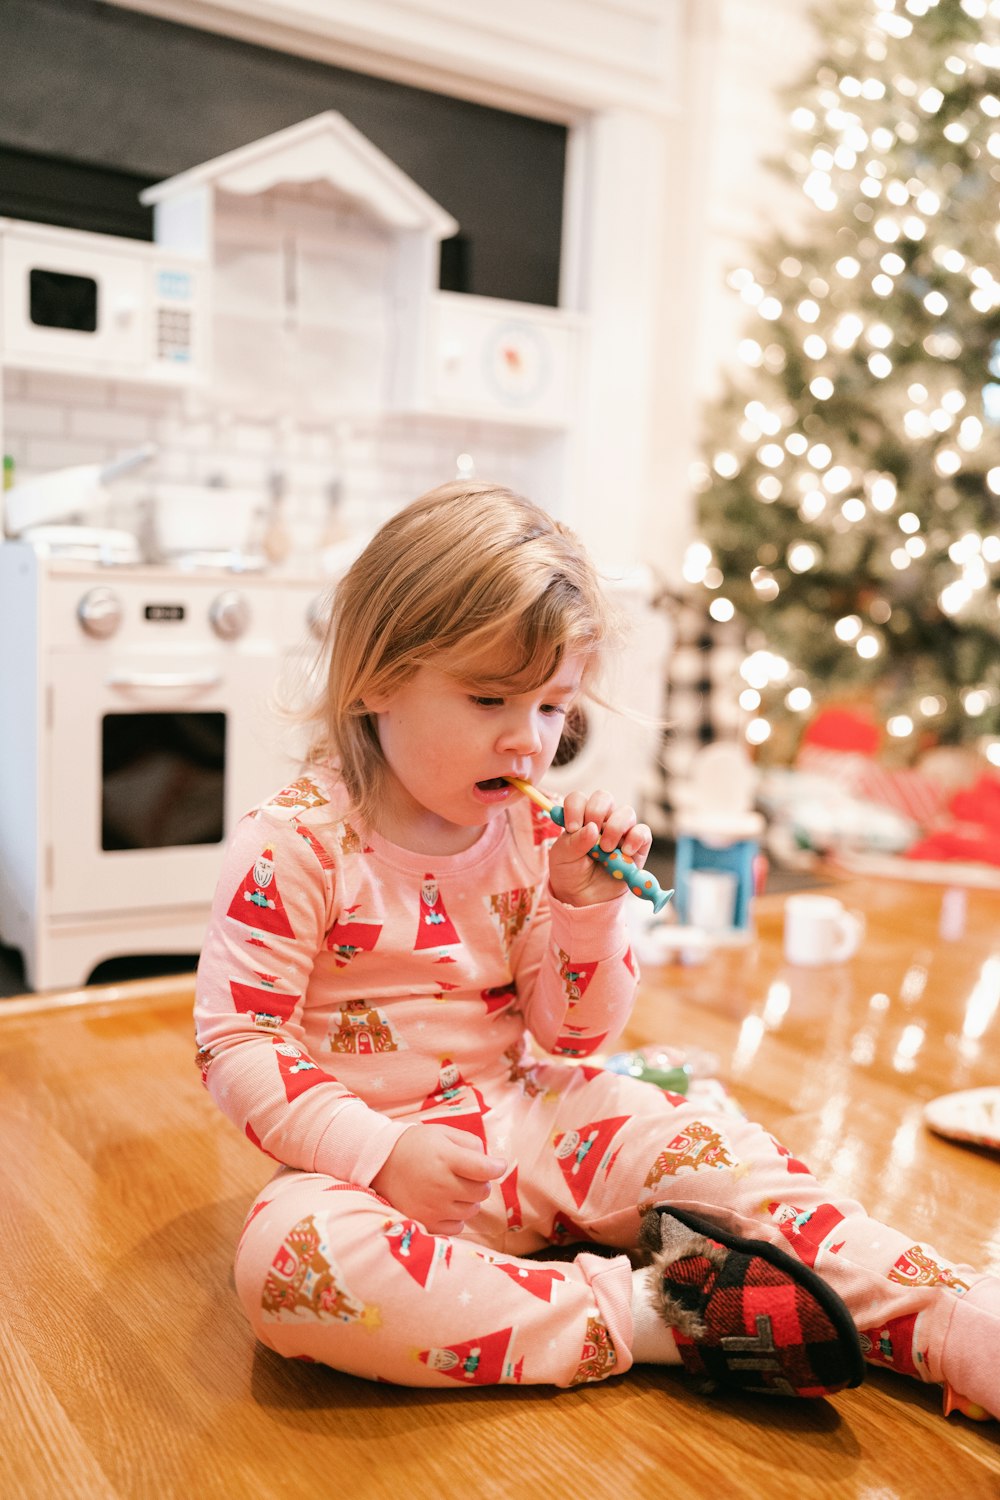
[476,777,510,792]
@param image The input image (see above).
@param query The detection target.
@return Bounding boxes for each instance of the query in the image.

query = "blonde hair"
[305,480,621,825]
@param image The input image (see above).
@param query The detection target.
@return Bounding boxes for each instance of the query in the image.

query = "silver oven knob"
[209,590,251,640]
[77,586,122,638]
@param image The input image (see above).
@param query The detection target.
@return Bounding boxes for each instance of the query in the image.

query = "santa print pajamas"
[194,767,987,1393]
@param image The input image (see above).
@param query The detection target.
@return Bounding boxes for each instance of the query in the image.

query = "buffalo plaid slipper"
[639,1205,865,1398]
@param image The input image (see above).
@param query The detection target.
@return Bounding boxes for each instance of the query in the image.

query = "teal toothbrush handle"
[548,805,673,913]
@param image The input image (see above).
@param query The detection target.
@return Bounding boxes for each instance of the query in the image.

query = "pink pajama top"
[193,766,638,1186]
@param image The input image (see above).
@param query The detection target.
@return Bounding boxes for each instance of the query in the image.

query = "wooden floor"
[2,871,999,1500]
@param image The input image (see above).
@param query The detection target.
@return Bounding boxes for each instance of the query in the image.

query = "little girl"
[195,480,998,1416]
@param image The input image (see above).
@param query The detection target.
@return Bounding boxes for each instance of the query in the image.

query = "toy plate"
[923,1087,1000,1150]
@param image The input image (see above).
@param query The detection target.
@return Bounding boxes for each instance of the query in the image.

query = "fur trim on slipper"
[640,1205,865,1398]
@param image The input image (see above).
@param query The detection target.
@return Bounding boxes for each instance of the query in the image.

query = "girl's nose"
[496,713,542,756]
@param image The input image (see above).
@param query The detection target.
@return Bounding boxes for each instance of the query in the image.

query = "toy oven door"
[44,649,288,919]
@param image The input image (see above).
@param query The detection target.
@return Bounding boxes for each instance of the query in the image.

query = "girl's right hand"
[548,788,652,908]
[370,1124,507,1235]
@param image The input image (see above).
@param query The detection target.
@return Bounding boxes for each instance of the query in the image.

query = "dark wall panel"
[0,0,566,305]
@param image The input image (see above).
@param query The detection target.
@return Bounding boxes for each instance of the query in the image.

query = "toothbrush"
[506,778,673,913]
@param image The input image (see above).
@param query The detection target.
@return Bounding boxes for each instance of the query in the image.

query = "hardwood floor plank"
[0,1326,119,1500]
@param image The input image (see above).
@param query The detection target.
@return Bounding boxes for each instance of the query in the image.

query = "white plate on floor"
[924,1087,1000,1150]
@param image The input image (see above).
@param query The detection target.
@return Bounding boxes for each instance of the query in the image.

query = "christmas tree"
[691,0,1000,767]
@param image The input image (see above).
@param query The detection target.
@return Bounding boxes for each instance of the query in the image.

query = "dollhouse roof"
[140,111,458,238]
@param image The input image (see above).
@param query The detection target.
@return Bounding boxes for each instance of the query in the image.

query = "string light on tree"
[694,0,1000,756]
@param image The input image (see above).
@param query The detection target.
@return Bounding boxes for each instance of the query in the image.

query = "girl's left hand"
[547,789,653,908]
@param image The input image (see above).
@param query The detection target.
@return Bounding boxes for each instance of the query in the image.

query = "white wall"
[688,0,819,404]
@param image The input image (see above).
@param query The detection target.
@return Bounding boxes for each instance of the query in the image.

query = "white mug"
[783,893,864,966]
[686,868,739,931]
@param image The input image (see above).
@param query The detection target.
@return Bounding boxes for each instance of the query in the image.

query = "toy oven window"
[101,712,226,851]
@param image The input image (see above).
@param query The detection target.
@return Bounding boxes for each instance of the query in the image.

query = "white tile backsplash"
[108,381,180,413]
[67,405,154,444]
[23,371,113,405]
[3,367,550,569]
[3,398,68,436]
[23,434,111,474]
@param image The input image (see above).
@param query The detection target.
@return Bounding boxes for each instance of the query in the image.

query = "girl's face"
[366,654,585,854]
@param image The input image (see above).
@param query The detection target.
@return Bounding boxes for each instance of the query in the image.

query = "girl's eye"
[468,694,568,714]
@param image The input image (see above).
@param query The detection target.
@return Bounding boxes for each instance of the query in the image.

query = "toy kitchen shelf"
[0,111,583,430]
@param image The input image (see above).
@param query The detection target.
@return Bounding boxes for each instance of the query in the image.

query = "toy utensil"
[506,777,673,913]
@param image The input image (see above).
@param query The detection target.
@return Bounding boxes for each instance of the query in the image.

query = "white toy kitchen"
[0,111,667,991]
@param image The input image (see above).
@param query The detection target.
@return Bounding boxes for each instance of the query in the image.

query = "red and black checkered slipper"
[639,1205,865,1398]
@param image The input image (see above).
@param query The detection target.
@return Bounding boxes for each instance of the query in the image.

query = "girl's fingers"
[558,791,589,834]
[556,791,653,869]
[553,823,601,860]
[585,800,649,856]
[619,821,653,864]
[562,790,614,836]
[453,1176,496,1204]
[595,807,634,852]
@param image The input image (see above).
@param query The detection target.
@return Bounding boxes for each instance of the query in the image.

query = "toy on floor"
[603,1046,746,1119]
[671,742,764,932]
[506,777,673,912]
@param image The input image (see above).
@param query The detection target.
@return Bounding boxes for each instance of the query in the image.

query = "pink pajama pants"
[233,1064,987,1393]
